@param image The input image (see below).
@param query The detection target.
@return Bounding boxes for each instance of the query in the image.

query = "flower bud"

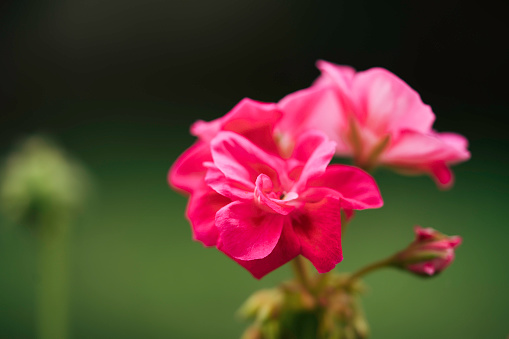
[238,289,284,324]
[395,226,462,276]
[0,136,90,228]
[240,325,263,339]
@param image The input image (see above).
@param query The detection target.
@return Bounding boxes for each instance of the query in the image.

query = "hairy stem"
[346,256,396,286]
[291,256,314,292]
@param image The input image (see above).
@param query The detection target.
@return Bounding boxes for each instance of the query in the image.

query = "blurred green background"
[1,1,508,338]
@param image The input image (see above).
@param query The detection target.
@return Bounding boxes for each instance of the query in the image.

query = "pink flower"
[314,60,471,188]
[396,226,462,277]
[169,95,366,249]
[191,130,383,278]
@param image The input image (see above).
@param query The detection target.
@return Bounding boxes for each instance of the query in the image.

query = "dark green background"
[1,1,508,338]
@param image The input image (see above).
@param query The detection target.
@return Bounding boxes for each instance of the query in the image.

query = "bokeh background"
[1,1,508,338]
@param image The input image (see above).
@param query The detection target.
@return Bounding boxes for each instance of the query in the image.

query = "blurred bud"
[280,281,316,311]
[238,289,284,324]
[351,297,369,339]
[394,226,462,276]
[320,289,369,339]
[0,136,90,228]
[240,325,263,339]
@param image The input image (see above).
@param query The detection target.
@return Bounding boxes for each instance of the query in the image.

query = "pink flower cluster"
[169,61,469,278]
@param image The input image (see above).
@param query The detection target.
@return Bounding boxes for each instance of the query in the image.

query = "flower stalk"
[0,136,91,339]
[291,256,314,293]
[345,256,396,286]
[37,214,71,339]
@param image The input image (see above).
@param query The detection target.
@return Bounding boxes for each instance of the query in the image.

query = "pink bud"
[396,226,462,277]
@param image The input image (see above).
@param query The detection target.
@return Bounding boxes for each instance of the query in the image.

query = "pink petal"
[343,209,355,222]
[422,262,436,276]
[448,236,462,248]
[191,98,281,144]
[352,68,435,135]
[430,162,454,189]
[168,141,211,194]
[204,164,254,201]
[307,165,383,210]
[216,201,285,261]
[291,130,336,193]
[433,132,471,163]
[210,131,286,190]
[276,85,348,155]
[438,132,469,152]
[186,186,231,247]
[421,239,460,251]
[381,130,470,189]
[432,251,455,271]
[315,60,356,96]
[292,130,335,163]
[292,196,343,273]
[381,130,468,165]
[228,219,301,279]
[254,174,295,215]
[414,225,437,241]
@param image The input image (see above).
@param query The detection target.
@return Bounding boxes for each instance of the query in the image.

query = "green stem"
[341,210,352,237]
[291,256,313,292]
[345,256,395,286]
[37,215,70,339]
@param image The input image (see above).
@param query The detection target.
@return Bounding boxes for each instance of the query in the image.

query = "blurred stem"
[346,256,395,286]
[37,214,70,339]
[340,210,352,237]
[291,256,313,292]
[315,271,331,292]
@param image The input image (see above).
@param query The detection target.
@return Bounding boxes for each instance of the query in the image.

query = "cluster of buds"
[239,274,372,339]
[317,275,369,339]
[238,281,317,339]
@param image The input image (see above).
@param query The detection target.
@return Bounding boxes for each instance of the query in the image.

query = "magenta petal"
[343,209,355,222]
[254,174,295,215]
[422,263,436,276]
[229,219,301,279]
[210,131,285,189]
[430,162,454,189]
[276,85,347,155]
[415,225,436,241]
[307,165,383,210]
[291,130,336,193]
[292,196,343,273]
[205,164,254,201]
[217,201,285,261]
[186,187,231,247]
[168,141,211,194]
[191,98,281,142]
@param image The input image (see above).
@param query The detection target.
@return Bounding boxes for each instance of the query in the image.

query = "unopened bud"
[240,325,263,339]
[394,226,462,277]
[238,289,283,324]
